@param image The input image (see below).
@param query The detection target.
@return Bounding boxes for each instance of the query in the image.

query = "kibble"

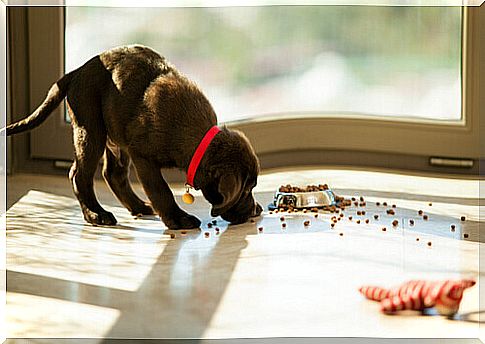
[360,196,364,202]
[386,209,395,215]
[418,210,423,215]
[428,202,432,206]
[331,223,335,228]
[280,216,285,222]
[170,233,176,239]
[357,211,362,216]
[215,227,220,232]
[464,233,469,238]
[352,197,356,201]
[451,224,456,231]
[365,219,369,224]
[212,220,217,225]
[250,219,255,223]
[339,232,343,236]
[376,202,381,206]
[383,202,388,206]
[409,219,415,226]
[416,237,419,241]
[314,214,318,218]
[282,223,287,228]
[304,220,310,226]
[461,216,466,221]
[374,214,379,220]
[392,220,399,227]
[423,215,429,220]
[204,232,210,238]
[349,216,353,221]
[392,204,396,208]
[382,227,387,231]
[356,220,361,224]
[258,227,263,232]
[427,241,432,247]
[207,223,213,228]
[181,230,187,235]
[361,211,366,215]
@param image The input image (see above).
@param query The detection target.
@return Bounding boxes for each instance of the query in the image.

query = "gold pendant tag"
[182,184,195,204]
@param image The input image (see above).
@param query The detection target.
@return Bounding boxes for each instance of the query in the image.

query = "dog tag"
[182,184,195,204]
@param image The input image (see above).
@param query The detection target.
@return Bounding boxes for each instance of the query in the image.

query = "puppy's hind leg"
[102,144,154,216]
[69,123,117,226]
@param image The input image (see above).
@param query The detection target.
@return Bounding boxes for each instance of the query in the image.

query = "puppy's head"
[198,128,262,224]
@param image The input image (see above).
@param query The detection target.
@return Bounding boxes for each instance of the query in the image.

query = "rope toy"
[359,279,476,315]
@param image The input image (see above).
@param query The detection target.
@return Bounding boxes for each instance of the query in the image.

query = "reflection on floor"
[6,168,484,340]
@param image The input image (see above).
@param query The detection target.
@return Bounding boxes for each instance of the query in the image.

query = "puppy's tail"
[5,71,75,136]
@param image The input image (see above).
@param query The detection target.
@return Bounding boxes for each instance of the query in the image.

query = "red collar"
[186,125,221,188]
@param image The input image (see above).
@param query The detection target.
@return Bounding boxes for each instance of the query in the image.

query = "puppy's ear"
[210,173,243,217]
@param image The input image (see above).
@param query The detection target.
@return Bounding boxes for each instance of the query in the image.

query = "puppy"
[6,45,262,229]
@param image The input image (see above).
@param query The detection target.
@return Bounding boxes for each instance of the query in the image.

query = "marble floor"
[5,167,485,342]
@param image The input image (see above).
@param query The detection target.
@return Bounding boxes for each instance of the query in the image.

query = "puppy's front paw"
[164,212,201,230]
[84,210,117,226]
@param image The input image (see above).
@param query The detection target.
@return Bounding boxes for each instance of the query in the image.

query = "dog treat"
[392,220,399,227]
[423,215,429,220]
[170,233,176,239]
[304,220,310,226]
[461,216,466,221]
[464,233,469,238]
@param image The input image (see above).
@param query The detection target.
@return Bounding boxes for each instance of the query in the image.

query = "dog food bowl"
[268,189,337,210]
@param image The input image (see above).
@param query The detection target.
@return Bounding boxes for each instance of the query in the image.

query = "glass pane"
[65,6,462,123]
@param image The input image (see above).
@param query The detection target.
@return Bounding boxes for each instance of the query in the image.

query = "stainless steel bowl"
[268,189,337,210]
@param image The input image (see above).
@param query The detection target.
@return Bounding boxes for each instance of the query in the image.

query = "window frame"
[8,5,484,176]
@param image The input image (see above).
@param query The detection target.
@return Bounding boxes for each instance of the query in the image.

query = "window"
[66,6,462,123]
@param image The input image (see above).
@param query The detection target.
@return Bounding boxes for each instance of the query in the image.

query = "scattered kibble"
[215,227,220,232]
[428,202,432,206]
[423,215,429,221]
[386,209,395,215]
[392,204,396,208]
[461,216,466,222]
[362,211,366,215]
[357,211,362,216]
[409,219,415,226]
[314,214,318,218]
[382,227,387,232]
[170,233,176,239]
[356,220,361,224]
[451,224,456,232]
[418,210,423,215]
[427,241,432,247]
[416,237,419,241]
[204,232,210,238]
[349,216,353,221]
[365,219,369,224]
[352,197,356,201]
[339,232,343,236]
[282,223,287,228]
[258,227,263,232]
[376,202,381,206]
[383,202,388,206]
[269,211,273,215]
[374,214,379,220]
[304,220,310,226]
[280,216,285,221]
[392,220,399,227]
[331,223,335,228]
[360,196,364,202]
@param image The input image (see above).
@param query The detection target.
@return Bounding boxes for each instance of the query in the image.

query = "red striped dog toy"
[359,279,476,315]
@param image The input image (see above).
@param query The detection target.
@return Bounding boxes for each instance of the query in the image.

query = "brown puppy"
[7,45,262,229]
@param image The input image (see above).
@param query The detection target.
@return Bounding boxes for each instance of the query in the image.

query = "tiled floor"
[5,168,484,341]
